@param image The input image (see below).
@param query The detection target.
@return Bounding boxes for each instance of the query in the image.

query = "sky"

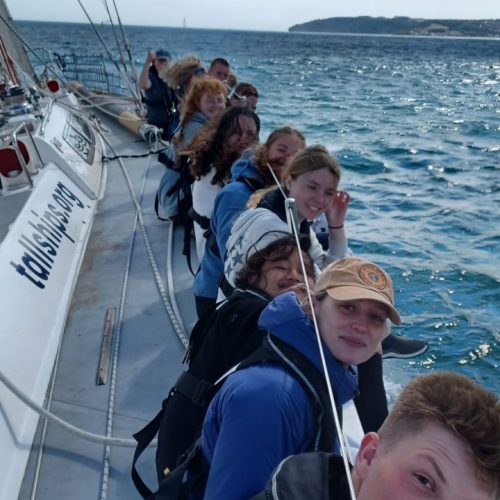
[8,0,500,32]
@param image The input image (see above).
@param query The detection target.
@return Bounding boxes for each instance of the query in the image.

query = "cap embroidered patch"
[359,264,388,290]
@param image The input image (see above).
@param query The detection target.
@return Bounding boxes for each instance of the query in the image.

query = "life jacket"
[131,335,340,499]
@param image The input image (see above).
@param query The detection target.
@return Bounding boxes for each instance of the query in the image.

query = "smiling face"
[285,168,339,222]
[225,116,259,155]
[266,134,305,177]
[199,91,226,120]
[353,423,495,500]
[316,297,388,366]
[255,247,311,298]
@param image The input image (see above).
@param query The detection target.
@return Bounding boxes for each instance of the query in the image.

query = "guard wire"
[266,162,358,500]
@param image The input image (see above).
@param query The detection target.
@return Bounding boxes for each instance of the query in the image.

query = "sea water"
[18,21,499,397]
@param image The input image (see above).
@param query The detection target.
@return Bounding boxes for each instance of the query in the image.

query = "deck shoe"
[382,334,428,360]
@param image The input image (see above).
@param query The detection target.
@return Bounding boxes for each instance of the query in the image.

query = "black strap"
[259,336,339,451]
[132,335,338,498]
[205,229,220,259]
[218,273,234,298]
[173,371,214,407]
[132,406,167,498]
[152,438,210,500]
[189,207,210,230]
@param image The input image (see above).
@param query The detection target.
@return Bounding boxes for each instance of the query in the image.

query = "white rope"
[99,128,189,348]
[266,161,357,499]
[285,203,357,500]
[0,369,146,448]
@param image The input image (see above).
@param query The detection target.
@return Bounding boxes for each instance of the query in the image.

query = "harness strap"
[132,337,338,499]
[173,371,214,407]
[219,273,234,299]
[132,406,166,498]
[189,207,210,230]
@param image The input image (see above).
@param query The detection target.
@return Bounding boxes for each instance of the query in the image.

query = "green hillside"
[289,16,500,37]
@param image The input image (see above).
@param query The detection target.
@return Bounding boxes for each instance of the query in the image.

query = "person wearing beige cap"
[197,256,400,499]
[314,257,400,366]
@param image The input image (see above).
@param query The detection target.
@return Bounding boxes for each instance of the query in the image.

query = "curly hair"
[235,234,314,291]
[173,77,227,145]
[162,55,204,97]
[378,372,500,496]
[189,106,260,186]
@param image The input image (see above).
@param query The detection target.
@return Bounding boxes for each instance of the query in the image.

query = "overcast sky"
[9,0,500,32]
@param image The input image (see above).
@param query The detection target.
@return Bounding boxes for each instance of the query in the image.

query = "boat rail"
[39,97,53,136]
[0,121,43,191]
[35,50,132,97]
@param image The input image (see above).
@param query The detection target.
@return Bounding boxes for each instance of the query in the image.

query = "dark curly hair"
[235,234,314,291]
[189,106,260,186]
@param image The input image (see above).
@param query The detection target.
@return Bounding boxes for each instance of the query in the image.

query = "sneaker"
[382,334,429,360]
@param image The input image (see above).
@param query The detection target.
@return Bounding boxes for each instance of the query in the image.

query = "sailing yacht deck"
[17,115,196,499]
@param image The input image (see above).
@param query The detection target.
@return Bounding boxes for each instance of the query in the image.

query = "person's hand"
[146,50,156,64]
[325,190,350,228]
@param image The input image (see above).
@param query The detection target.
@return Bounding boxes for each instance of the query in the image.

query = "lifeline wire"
[266,161,357,500]
[75,0,141,106]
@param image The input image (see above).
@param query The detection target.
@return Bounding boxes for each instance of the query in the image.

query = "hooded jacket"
[193,150,266,299]
[201,292,358,500]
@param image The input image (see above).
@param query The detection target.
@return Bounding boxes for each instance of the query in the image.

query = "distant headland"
[288,16,500,38]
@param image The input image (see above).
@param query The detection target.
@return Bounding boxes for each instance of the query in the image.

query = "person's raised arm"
[139,50,156,91]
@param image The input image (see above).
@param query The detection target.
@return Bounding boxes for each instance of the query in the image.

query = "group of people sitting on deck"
[133,49,500,500]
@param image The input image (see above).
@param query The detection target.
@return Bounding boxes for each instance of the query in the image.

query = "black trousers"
[354,353,388,433]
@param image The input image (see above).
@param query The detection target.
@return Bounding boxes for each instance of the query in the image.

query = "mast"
[0,0,36,82]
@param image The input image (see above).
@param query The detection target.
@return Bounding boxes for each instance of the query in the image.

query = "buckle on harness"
[192,379,212,406]
[174,372,213,407]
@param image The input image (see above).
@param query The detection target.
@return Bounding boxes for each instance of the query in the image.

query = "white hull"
[0,97,105,500]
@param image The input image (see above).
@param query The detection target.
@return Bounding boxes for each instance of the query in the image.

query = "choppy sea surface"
[18,21,499,397]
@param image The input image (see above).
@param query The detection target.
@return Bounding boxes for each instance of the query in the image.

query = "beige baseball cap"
[315,257,401,325]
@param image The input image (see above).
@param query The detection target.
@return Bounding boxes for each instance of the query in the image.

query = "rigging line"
[98,127,190,349]
[265,161,357,499]
[111,0,141,101]
[285,202,357,500]
[75,0,141,105]
[0,11,132,111]
[100,144,153,500]
[0,11,47,83]
[100,0,129,76]
[41,84,143,124]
